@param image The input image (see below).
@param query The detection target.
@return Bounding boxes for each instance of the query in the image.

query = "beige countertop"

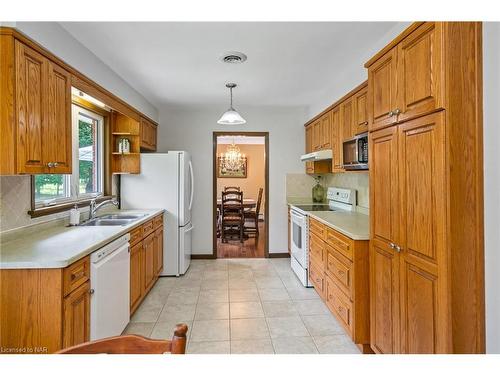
[0,209,164,270]
[289,204,369,240]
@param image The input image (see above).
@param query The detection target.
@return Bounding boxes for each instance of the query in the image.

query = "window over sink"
[34,104,104,207]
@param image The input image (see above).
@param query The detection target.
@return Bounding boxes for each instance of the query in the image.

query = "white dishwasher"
[90,233,130,341]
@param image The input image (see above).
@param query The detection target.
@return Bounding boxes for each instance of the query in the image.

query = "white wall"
[483,22,500,354]
[157,105,307,254]
[12,22,158,121]
[308,22,411,118]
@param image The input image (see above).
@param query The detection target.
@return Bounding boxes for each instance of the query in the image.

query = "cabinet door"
[341,98,354,141]
[143,233,155,291]
[397,112,448,353]
[15,41,47,174]
[367,47,399,131]
[369,126,400,354]
[320,112,331,149]
[369,126,399,246]
[45,61,72,173]
[63,281,90,349]
[331,106,343,171]
[312,120,321,151]
[130,241,143,313]
[397,22,444,123]
[354,88,368,135]
[154,227,164,276]
[370,238,400,354]
[305,125,314,174]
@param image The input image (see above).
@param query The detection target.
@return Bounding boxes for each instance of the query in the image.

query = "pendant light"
[217,83,246,125]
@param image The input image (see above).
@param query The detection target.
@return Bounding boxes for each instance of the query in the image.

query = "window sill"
[28,195,114,218]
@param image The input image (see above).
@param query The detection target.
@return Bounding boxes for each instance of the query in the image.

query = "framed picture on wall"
[217,156,247,178]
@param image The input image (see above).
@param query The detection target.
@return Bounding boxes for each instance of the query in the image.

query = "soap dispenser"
[69,204,80,226]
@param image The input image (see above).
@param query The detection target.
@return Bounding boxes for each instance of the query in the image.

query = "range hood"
[300,149,333,162]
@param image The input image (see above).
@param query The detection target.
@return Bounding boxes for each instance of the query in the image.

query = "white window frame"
[34,104,104,207]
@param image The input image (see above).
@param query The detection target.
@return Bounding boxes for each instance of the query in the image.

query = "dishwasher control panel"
[91,233,130,263]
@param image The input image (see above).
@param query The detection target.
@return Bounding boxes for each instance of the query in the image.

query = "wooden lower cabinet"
[129,241,143,314]
[0,257,91,353]
[63,281,90,348]
[308,218,370,351]
[129,213,164,315]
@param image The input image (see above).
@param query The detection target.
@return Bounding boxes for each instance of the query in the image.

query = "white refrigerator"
[121,152,194,276]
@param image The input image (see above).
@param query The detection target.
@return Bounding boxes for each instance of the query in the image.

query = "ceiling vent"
[220,51,247,64]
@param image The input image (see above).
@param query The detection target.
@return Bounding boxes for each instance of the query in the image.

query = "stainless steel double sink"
[79,213,148,227]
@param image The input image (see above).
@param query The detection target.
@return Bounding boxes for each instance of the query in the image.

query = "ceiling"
[60,22,401,109]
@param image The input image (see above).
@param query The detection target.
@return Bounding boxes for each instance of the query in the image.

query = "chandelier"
[220,141,247,171]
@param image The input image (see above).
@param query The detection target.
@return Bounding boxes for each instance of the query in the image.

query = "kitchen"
[0,3,499,370]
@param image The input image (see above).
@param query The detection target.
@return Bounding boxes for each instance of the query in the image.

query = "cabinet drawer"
[309,233,325,268]
[309,218,326,240]
[326,276,353,335]
[63,256,90,297]
[153,214,163,229]
[142,219,154,238]
[309,261,325,297]
[130,226,143,246]
[325,245,353,297]
[326,228,353,260]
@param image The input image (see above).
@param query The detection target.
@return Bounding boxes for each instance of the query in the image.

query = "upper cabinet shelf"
[304,82,368,175]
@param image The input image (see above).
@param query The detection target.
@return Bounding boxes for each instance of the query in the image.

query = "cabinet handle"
[362,121,368,125]
[388,110,394,117]
[394,245,402,253]
[89,288,95,295]
[393,108,401,116]
[47,162,55,168]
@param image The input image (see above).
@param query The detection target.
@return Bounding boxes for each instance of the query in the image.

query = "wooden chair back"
[57,324,188,354]
[224,186,241,192]
[255,187,264,216]
[221,190,244,219]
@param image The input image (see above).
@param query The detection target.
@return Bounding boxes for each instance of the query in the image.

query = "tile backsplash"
[286,172,369,210]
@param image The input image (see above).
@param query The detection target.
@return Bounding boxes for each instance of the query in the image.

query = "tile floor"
[123,258,360,354]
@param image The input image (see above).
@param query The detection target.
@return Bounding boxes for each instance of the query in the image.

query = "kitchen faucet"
[89,198,119,219]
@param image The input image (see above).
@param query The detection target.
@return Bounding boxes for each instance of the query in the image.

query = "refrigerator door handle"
[188,160,194,211]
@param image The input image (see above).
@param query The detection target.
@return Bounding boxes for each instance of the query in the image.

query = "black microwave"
[342,132,368,170]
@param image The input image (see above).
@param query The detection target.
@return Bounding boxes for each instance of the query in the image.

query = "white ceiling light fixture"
[217,83,246,125]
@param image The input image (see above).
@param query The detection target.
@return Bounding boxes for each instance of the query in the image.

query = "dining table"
[216,198,256,209]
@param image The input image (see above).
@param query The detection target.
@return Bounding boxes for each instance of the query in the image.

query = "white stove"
[289,187,356,287]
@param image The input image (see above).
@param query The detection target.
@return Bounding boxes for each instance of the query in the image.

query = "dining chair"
[57,324,188,354]
[244,187,263,237]
[224,186,241,192]
[221,190,244,243]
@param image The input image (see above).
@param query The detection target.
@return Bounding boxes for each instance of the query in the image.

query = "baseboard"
[268,252,291,258]
[191,254,217,259]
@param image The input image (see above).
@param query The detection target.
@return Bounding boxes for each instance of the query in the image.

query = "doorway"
[213,132,269,258]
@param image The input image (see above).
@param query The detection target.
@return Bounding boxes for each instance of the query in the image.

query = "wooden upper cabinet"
[396,22,444,123]
[305,124,314,174]
[320,112,331,149]
[45,61,72,173]
[140,117,158,152]
[331,106,343,171]
[341,97,355,141]
[15,41,46,174]
[15,40,72,174]
[367,47,399,131]
[354,87,368,135]
[312,120,321,151]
